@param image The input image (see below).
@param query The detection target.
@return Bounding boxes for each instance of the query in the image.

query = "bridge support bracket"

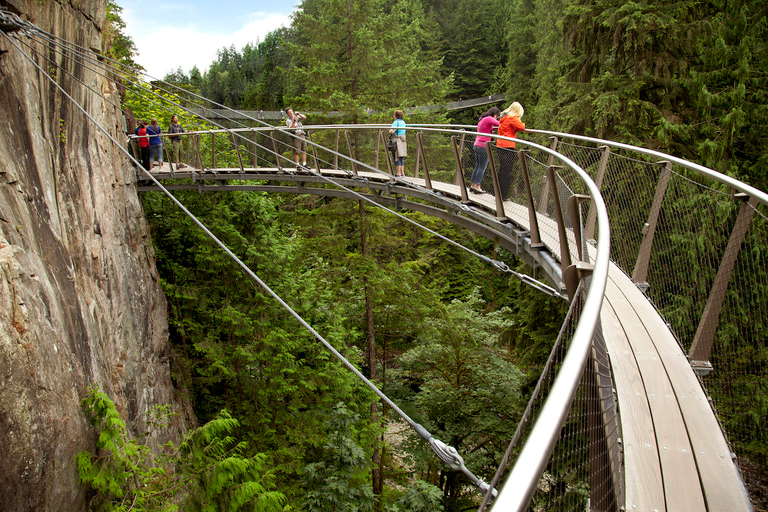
[563,262,594,302]
[690,360,714,377]
[634,281,650,293]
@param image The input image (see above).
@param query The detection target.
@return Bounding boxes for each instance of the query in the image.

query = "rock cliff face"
[0,1,190,509]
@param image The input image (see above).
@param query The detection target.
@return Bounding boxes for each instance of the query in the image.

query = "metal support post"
[413,132,421,178]
[519,149,543,248]
[454,132,467,186]
[269,131,281,171]
[567,194,592,262]
[252,130,258,168]
[194,134,203,170]
[380,130,394,177]
[547,165,572,271]
[417,132,433,190]
[344,130,358,175]
[632,160,673,286]
[584,145,611,240]
[689,194,758,365]
[451,135,470,203]
[486,144,507,220]
[334,129,340,170]
[307,132,321,173]
[231,132,245,174]
[537,136,559,213]
[211,132,216,169]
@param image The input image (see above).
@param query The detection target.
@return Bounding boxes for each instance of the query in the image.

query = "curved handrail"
[143,122,612,509]
[525,129,768,207]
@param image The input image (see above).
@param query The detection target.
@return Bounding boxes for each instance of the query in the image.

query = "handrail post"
[584,145,611,240]
[486,143,506,220]
[334,129,340,170]
[632,160,673,287]
[252,130,258,168]
[547,165,572,270]
[537,136,559,213]
[380,130,394,177]
[306,131,321,173]
[344,130,358,175]
[269,131,281,171]
[194,134,203,170]
[451,135,470,203]
[417,132,432,190]
[454,131,467,186]
[567,194,592,262]
[374,129,381,170]
[231,132,245,174]
[518,149,543,247]
[413,131,421,178]
[689,194,758,367]
[211,132,216,169]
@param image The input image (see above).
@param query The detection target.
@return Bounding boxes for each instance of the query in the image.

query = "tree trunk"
[360,200,383,500]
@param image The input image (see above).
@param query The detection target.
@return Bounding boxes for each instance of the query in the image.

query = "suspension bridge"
[2,7,767,511]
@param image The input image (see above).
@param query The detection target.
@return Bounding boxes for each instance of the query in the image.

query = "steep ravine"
[0,1,191,509]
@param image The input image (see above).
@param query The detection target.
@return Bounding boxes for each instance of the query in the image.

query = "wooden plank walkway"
[144,166,751,511]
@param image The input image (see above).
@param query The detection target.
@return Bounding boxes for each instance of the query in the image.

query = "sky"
[115,0,296,79]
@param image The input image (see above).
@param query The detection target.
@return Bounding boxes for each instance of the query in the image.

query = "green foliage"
[76,387,284,511]
[104,1,143,75]
[301,403,376,511]
[393,290,524,509]
[287,0,452,119]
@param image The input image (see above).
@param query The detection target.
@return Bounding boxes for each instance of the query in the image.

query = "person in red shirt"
[136,121,151,171]
[496,102,526,200]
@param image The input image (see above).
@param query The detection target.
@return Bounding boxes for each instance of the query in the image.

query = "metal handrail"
[140,122,612,509]
[524,129,768,208]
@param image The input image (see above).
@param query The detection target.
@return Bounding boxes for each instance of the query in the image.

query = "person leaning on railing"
[469,106,501,194]
[495,102,526,200]
[167,115,186,169]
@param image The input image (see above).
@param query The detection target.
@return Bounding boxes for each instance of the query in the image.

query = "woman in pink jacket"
[469,107,501,194]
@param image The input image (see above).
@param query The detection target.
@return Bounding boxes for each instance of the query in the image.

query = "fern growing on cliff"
[76,386,285,511]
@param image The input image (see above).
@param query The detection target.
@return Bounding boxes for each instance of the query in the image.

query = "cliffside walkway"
[2,8,764,507]
[136,125,766,511]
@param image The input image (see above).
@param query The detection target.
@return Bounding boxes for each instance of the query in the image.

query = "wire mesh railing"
[132,123,613,511]
[525,129,768,506]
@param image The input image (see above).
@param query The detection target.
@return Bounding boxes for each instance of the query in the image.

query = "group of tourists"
[470,102,525,198]
[132,104,525,188]
[386,102,525,197]
[134,115,186,171]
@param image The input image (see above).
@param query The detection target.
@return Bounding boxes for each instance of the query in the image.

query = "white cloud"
[122,6,291,79]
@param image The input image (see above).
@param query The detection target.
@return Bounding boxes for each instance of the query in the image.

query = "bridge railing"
[521,130,768,503]
[134,123,616,511]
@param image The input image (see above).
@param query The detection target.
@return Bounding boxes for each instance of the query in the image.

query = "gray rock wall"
[0,1,191,509]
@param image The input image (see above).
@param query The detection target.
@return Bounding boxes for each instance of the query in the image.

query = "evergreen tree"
[287,0,452,117]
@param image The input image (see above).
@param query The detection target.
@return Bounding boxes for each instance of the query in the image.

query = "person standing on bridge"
[496,102,526,200]
[286,108,308,170]
[146,118,163,168]
[167,115,186,169]
[389,109,407,177]
[136,121,151,172]
[469,106,500,193]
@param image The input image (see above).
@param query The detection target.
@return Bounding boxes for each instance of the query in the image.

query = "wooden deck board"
[607,269,752,511]
[601,299,666,511]
[604,276,706,511]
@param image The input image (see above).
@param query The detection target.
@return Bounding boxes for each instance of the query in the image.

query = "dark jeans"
[496,146,517,200]
[140,146,151,171]
[470,145,488,185]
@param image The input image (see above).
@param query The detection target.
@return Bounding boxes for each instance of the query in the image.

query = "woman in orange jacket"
[496,102,525,200]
